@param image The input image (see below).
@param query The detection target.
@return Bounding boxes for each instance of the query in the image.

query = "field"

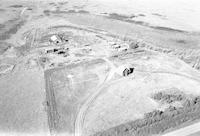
[83,53,200,136]
[0,0,200,136]
[0,64,49,136]
[189,131,200,136]
[44,50,200,136]
[45,59,111,135]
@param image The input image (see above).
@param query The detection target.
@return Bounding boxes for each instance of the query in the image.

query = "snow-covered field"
[65,0,200,32]
[2,0,200,32]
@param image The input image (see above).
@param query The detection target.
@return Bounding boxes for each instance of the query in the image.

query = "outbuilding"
[123,67,134,76]
[49,35,62,44]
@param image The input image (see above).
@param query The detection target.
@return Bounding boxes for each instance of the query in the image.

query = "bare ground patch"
[0,18,25,41]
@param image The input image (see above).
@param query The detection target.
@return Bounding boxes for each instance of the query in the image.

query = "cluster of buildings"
[108,41,130,52]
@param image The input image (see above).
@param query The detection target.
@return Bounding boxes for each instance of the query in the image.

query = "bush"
[93,96,200,136]
[152,92,185,103]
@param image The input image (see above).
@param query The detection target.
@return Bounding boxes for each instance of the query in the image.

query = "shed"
[123,67,134,76]
[49,35,62,44]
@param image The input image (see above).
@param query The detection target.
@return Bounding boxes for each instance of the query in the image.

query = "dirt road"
[74,58,117,136]
[162,121,200,136]
[74,82,106,136]
[74,76,135,136]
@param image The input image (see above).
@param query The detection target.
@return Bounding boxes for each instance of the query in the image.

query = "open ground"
[0,0,200,136]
